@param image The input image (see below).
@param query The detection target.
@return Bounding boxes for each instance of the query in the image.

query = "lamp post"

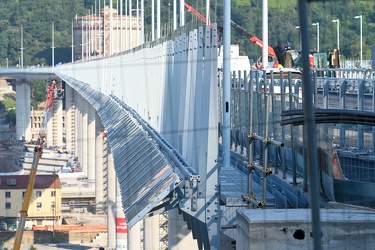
[354,15,363,68]
[20,24,24,68]
[52,22,55,67]
[312,22,319,52]
[295,26,301,50]
[71,19,74,63]
[331,19,339,51]
[6,58,8,68]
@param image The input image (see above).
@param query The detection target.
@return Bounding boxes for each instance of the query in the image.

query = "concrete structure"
[237,209,375,249]
[1,19,375,249]
[15,81,31,141]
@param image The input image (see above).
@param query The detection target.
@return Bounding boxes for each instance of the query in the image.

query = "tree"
[6,109,16,125]
[31,80,47,110]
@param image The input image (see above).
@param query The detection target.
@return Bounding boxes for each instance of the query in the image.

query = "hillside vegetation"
[0,0,374,67]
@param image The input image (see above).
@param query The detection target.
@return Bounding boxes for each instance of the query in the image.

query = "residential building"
[0,175,62,230]
[30,109,66,143]
[73,6,142,61]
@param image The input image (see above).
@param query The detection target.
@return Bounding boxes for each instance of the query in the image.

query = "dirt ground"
[0,140,25,173]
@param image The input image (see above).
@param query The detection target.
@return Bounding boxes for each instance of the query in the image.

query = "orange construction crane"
[229,20,281,68]
[13,80,56,250]
[184,2,294,68]
[184,2,211,28]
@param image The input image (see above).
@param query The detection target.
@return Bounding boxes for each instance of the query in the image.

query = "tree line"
[0,0,373,67]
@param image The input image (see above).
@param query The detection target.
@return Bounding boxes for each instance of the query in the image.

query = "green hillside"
[0,0,374,67]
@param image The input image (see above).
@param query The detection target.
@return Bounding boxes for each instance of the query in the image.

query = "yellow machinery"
[13,80,56,249]
[13,146,43,250]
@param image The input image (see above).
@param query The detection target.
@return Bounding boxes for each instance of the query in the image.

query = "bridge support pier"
[168,209,197,249]
[15,80,31,141]
[107,147,116,249]
[144,215,160,250]
[75,92,82,168]
[95,112,105,213]
[116,184,127,249]
[81,97,88,175]
[128,221,141,249]
[64,85,75,153]
[87,103,96,181]
[46,81,63,148]
[53,98,63,147]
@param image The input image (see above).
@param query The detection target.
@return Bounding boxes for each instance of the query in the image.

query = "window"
[51,201,55,208]
[7,179,16,186]
[22,191,26,198]
[37,202,42,209]
[5,202,11,209]
[36,191,42,197]
[5,191,10,198]
[51,191,56,197]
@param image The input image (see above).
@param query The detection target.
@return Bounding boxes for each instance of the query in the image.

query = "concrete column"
[76,94,83,172]
[81,98,88,175]
[95,112,104,213]
[144,215,160,250]
[64,85,74,154]
[116,183,127,249]
[15,81,31,141]
[107,148,116,249]
[74,92,81,163]
[53,99,63,147]
[46,81,53,147]
[46,106,53,148]
[87,104,96,181]
[168,209,197,250]
[128,221,142,249]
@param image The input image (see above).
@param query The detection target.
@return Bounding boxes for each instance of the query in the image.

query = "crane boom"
[13,80,56,250]
[183,1,280,68]
[13,149,43,250]
[184,2,210,27]
[229,20,277,59]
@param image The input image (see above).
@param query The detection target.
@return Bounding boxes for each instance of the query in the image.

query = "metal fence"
[223,68,375,187]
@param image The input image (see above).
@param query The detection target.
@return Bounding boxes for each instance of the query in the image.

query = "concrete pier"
[15,81,31,141]
[64,85,75,153]
[236,209,375,249]
[107,148,116,249]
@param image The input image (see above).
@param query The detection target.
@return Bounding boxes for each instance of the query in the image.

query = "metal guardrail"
[225,68,375,187]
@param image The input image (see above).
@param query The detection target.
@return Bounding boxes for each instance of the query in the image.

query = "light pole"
[20,24,24,68]
[354,15,363,68]
[331,19,339,51]
[71,19,74,63]
[312,22,319,52]
[52,22,55,67]
[6,58,8,68]
[295,26,301,50]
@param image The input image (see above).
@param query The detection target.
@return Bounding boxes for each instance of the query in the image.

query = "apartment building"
[0,175,62,230]
[73,6,142,61]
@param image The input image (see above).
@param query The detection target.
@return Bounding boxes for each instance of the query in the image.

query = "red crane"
[184,2,302,68]
[184,2,282,68]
